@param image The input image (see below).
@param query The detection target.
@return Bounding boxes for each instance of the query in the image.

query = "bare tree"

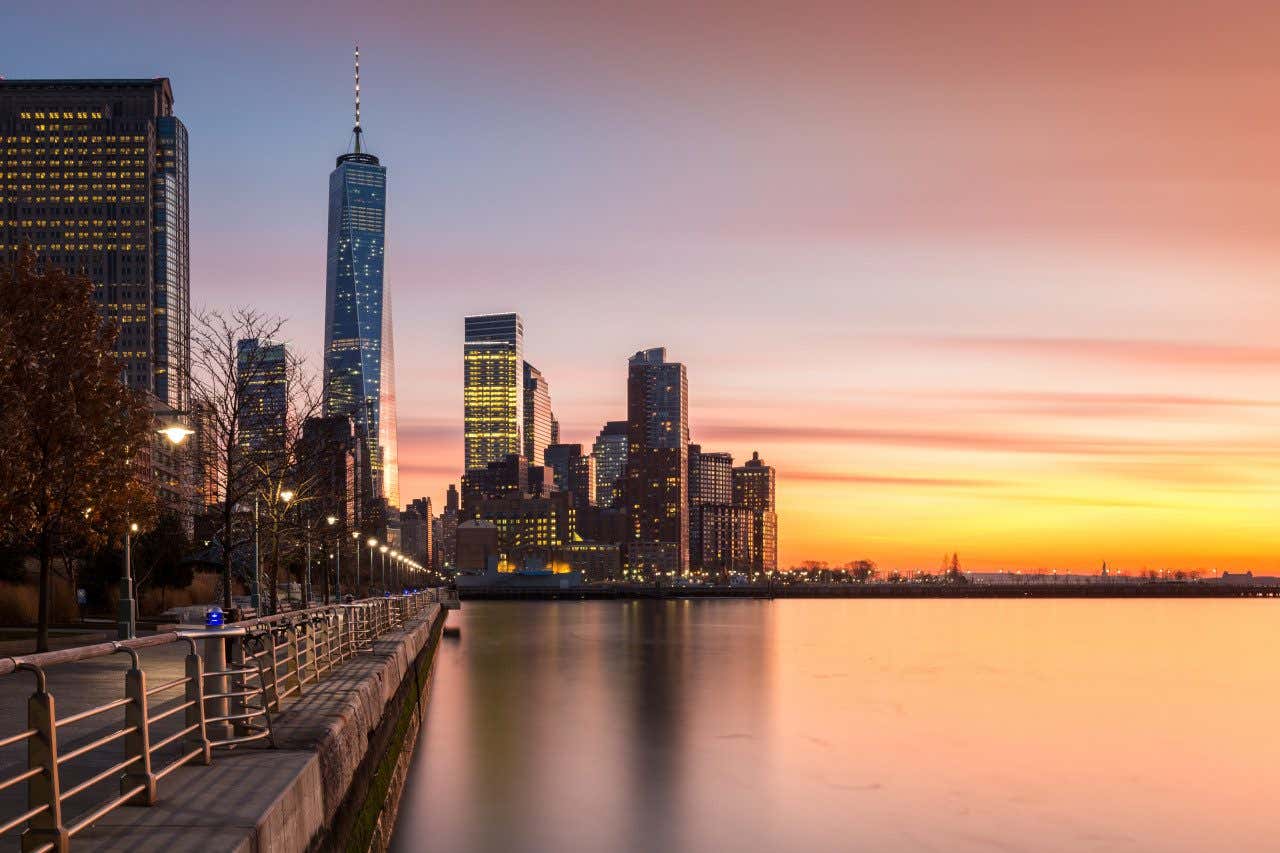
[186,307,326,614]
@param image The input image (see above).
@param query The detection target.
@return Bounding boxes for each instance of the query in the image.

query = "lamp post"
[390,550,400,591]
[117,522,139,640]
[252,497,261,614]
[351,530,361,597]
[279,490,295,608]
[368,538,379,595]
[379,545,389,592]
[326,516,338,604]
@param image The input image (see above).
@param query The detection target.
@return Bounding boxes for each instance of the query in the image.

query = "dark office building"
[461,453,529,513]
[0,78,190,410]
[297,414,360,530]
[544,443,582,493]
[625,348,690,574]
[439,484,460,571]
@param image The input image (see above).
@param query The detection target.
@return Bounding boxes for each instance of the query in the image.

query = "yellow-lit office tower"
[464,313,524,473]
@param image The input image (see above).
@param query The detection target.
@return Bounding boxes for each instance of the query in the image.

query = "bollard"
[201,634,230,742]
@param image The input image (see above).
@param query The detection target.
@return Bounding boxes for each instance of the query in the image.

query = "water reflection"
[392,599,1280,852]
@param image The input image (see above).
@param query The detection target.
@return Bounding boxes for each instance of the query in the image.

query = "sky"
[10,1,1280,571]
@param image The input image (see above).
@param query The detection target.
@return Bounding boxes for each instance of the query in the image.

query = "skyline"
[9,2,1280,570]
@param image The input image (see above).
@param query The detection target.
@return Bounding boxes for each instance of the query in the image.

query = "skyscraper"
[625,348,690,574]
[733,451,778,574]
[464,313,523,472]
[235,337,287,470]
[0,78,190,409]
[323,48,399,507]
[523,361,552,465]
[592,421,629,508]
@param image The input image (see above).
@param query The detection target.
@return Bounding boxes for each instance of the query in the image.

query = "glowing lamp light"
[327,516,338,526]
[157,425,195,445]
[280,490,295,503]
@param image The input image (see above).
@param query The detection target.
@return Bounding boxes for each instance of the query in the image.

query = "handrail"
[0,590,441,850]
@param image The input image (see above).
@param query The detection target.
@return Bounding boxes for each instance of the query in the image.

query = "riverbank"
[459,581,1280,600]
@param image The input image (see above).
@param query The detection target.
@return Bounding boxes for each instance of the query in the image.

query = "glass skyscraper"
[523,361,552,466]
[323,53,398,507]
[464,313,524,472]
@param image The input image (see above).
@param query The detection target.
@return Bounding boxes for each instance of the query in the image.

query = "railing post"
[228,634,251,737]
[21,666,68,853]
[202,634,230,743]
[183,642,212,765]
[263,631,281,713]
[121,660,157,805]
[286,625,302,697]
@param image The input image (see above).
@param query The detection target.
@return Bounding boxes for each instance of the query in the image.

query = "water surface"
[391,599,1279,852]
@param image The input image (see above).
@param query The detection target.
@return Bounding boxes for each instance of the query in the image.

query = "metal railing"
[0,591,440,851]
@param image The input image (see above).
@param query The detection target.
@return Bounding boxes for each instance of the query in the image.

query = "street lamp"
[117,522,140,639]
[379,545,389,592]
[156,425,194,445]
[326,516,338,604]
[368,538,379,594]
[352,531,361,596]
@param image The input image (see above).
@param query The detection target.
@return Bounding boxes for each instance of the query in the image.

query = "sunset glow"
[13,1,1280,570]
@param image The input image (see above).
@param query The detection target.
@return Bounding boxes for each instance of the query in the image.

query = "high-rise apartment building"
[569,454,597,507]
[625,348,690,574]
[464,313,523,472]
[592,421,628,508]
[323,49,399,507]
[733,451,778,573]
[522,361,552,465]
[689,445,733,507]
[0,78,190,410]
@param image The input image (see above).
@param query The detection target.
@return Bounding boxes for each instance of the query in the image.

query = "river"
[390,598,1279,852]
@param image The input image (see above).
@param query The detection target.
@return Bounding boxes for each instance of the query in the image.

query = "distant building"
[462,453,529,512]
[625,348,689,575]
[544,443,582,493]
[689,445,733,506]
[439,484,460,571]
[399,507,426,566]
[408,496,433,566]
[522,362,553,466]
[297,415,359,531]
[733,451,778,574]
[456,520,498,573]
[550,414,560,445]
[624,540,681,580]
[690,504,755,577]
[569,454,597,507]
[563,542,622,582]
[474,493,576,561]
[235,337,288,473]
[527,465,553,498]
[592,421,628,508]
[464,313,523,472]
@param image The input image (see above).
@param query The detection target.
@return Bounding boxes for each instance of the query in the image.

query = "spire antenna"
[353,44,363,153]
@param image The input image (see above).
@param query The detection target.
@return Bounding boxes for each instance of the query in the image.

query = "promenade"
[0,595,447,853]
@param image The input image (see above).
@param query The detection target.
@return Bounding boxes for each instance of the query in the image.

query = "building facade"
[323,53,398,507]
[689,445,733,506]
[522,361,552,466]
[439,484,460,572]
[733,451,778,573]
[0,78,190,410]
[625,348,690,574]
[592,421,628,508]
[464,313,523,472]
[235,337,288,470]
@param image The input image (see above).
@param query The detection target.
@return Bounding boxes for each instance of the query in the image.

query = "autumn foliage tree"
[0,250,155,651]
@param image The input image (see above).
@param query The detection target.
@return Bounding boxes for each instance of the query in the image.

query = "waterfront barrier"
[0,592,440,852]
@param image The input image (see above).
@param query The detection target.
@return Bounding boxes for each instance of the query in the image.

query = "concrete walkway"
[0,606,442,852]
